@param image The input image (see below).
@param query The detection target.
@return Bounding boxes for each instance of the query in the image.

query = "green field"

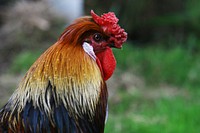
[104,44,200,133]
[105,87,200,133]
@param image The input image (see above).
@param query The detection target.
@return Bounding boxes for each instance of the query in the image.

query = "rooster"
[0,10,127,133]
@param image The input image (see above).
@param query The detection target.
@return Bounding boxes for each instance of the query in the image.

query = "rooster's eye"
[93,33,102,42]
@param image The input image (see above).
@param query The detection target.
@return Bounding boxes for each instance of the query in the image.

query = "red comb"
[91,10,127,48]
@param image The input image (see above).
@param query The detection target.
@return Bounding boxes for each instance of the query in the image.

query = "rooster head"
[59,10,127,80]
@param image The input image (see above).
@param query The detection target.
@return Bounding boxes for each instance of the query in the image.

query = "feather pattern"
[0,17,108,133]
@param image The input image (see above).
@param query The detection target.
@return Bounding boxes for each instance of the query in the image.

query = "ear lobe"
[83,42,96,60]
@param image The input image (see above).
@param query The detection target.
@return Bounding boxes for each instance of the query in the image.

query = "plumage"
[0,10,127,133]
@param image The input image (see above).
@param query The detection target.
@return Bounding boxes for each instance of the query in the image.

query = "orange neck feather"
[26,42,102,86]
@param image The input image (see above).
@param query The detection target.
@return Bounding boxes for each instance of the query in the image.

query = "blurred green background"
[0,0,200,133]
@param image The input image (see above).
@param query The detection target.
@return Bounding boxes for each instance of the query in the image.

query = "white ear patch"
[83,42,96,61]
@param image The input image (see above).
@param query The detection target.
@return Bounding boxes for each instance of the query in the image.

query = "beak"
[108,43,122,49]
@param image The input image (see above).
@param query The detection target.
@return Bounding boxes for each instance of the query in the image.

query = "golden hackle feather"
[8,43,103,119]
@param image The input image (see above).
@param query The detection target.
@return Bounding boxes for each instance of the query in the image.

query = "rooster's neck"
[15,42,103,111]
[1,42,108,132]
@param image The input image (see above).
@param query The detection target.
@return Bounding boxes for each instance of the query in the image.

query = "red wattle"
[96,48,116,81]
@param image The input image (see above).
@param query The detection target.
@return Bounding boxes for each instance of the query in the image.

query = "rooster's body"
[0,10,127,133]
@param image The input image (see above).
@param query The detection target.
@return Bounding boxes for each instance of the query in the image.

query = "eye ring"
[93,33,103,42]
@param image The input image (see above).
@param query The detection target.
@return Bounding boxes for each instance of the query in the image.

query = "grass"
[9,51,42,73]
[105,44,200,133]
[113,43,200,87]
[105,90,200,133]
